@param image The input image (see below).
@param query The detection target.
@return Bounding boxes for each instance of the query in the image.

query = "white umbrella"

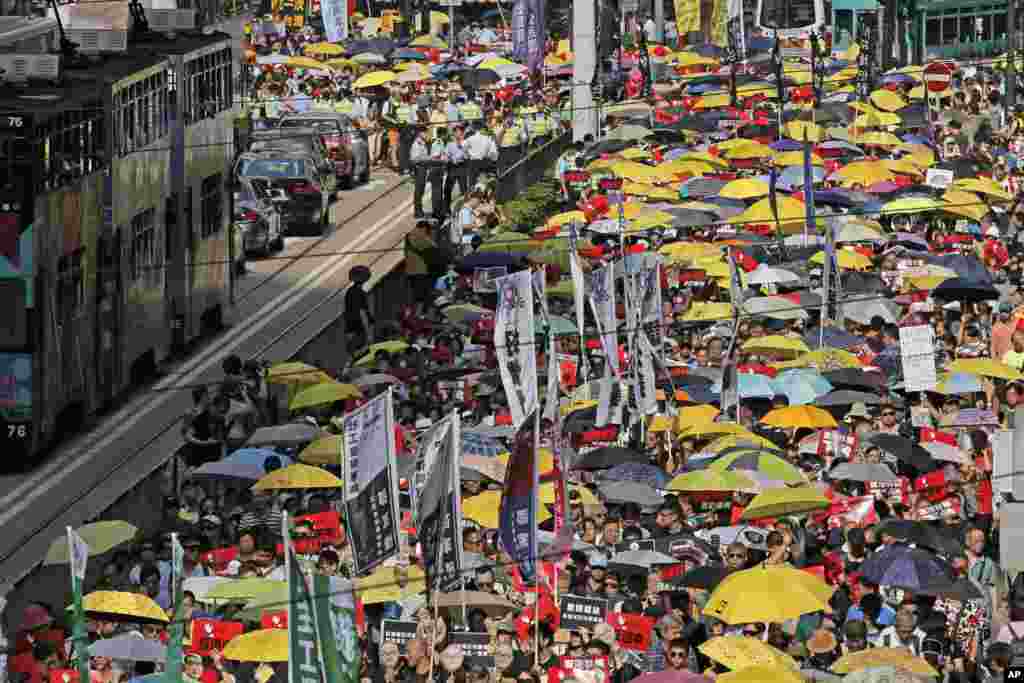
[182,576,231,602]
[609,549,678,568]
[256,53,289,65]
[90,635,167,662]
[743,296,810,320]
[746,265,801,286]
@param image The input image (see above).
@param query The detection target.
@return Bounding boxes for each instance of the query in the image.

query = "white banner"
[597,374,614,427]
[494,270,538,431]
[638,254,663,329]
[342,392,395,499]
[67,527,89,582]
[321,0,349,42]
[411,418,452,521]
[588,265,620,377]
[568,224,590,382]
[637,331,659,415]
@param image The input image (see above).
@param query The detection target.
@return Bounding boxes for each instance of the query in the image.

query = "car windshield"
[282,118,345,134]
[238,158,306,178]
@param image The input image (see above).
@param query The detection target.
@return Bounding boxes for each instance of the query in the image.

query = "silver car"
[278,112,370,187]
[235,178,284,256]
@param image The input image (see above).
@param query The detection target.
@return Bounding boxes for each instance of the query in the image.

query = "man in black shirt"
[344,265,374,353]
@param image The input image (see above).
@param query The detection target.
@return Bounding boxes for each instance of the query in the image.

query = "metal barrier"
[494,131,573,203]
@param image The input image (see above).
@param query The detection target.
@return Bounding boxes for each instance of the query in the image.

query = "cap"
[590,554,608,568]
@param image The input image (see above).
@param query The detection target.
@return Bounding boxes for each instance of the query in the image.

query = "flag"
[526,0,546,73]
[67,527,91,683]
[416,413,464,592]
[498,411,539,584]
[164,534,185,683]
[588,265,619,377]
[285,515,330,683]
[533,271,560,423]
[568,223,590,382]
[727,249,744,312]
[494,270,539,431]
[802,133,817,247]
[596,374,614,427]
[544,424,575,562]
[636,332,658,415]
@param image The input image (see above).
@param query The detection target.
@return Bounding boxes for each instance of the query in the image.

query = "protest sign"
[189,619,244,656]
[448,632,495,667]
[381,619,419,652]
[559,595,608,631]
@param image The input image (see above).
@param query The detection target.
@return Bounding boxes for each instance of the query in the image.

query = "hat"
[806,629,838,655]
[20,604,53,631]
[845,402,871,422]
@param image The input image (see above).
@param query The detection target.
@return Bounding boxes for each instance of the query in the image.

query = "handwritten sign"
[559,595,608,631]
[448,632,495,667]
[380,619,418,652]
[189,619,245,656]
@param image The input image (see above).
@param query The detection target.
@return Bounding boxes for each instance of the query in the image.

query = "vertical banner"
[416,414,465,592]
[720,251,743,418]
[674,0,700,40]
[285,517,329,683]
[568,224,591,382]
[494,270,539,431]
[802,135,817,247]
[511,0,528,62]
[499,411,539,584]
[410,419,450,518]
[726,0,746,59]
[588,265,619,377]
[164,534,185,683]
[526,0,546,73]
[342,392,400,574]
[711,0,728,47]
[67,527,91,683]
[320,0,348,42]
[636,332,658,415]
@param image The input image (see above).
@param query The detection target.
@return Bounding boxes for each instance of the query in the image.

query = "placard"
[189,619,245,656]
[815,495,878,529]
[868,478,909,506]
[557,656,610,683]
[613,539,655,554]
[917,496,962,521]
[294,511,343,545]
[380,619,419,652]
[606,613,654,651]
[559,595,608,631]
[899,325,936,392]
[262,611,288,629]
[448,632,495,667]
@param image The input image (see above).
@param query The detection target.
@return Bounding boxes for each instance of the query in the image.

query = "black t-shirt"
[344,284,373,331]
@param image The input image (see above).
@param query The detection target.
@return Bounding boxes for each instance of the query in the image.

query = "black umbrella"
[865,434,935,472]
[917,577,985,602]
[460,69,501,89]
[875,519,962,557]
[573,446,648,471]
[815,390,884,407]
[823,369,887,392]
[842,272,888,294]
[648,129,689,145]
[673,116,719,133]
[860,544,953,590]
[670,565,730,591]
[672,374,715,388]
[932,277,1000,302]
[937,158,982,178]
[562,405,598,433]
[804,326,866,350]
[586,139,633,157]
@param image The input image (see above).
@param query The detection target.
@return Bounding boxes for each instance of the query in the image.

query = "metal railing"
[494,130,572,203]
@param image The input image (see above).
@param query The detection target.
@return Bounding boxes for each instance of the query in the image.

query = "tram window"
[58,250,84,320]
[184,48,233,124]
[129,208,160,287]
[760,0,817,29]
[942,16,959,44]
[38,108,105,192]
[114,71,169,157]
[926,18,940,46]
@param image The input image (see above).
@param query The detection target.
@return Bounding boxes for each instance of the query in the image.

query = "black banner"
[559,594,608,631]
[613,539,655,554]
[449,632,494,667]
[419,487,464,592]
[380,619,418,652]
[345,468,399,574]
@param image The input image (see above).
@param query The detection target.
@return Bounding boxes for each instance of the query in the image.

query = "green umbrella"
[709,449,806,484]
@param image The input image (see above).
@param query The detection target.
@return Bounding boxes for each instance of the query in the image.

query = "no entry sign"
[923,62,953,92]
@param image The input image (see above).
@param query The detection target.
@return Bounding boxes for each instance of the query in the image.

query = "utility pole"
[1010,0,1017,110]
[654,0,664,43]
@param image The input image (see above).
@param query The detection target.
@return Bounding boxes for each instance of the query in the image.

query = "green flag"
[164,534,185,683]
[286,515,329,683]
[67,527,91,683]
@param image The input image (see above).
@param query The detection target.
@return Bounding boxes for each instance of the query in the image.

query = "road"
[0,166,418,629]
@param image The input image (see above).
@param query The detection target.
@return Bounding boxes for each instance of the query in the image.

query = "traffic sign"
[923,61,953,93]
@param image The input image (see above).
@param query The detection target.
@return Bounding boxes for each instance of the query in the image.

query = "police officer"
[495,109,525,174]
[459,90,484,124]
[443,125,469,218]
[410,125,446,218]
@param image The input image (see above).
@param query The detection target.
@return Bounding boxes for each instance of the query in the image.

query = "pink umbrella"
[630,672,712,683]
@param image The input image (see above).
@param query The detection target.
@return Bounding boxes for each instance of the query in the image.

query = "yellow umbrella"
[681,301,734,322]
[742,335,810,356]
[673,405,721,430]
[881,196,945,215]
[479,57,514,69]
[693,92,732,110]
[353,70,396,88]
[852,130,903,147]
[772,150,823,167]
[266,361,332,385]
[287,56,332,70]
[832,648,939,676]
[223,629,289,663]
[761,405,837,429]
[775,347,863,370]
[540,482,597,505]
[676,421,753,439]
[325,58,355,69]
[648,415,674,433]
[81,591,168,622]
[740,485,830,519]
[657,159,715,176]
[717,666,803,683]
[304,42,345,56]
[355,340,412,366]
[723,141,774,160]
[429,10,450,23]
[297,434,344,466]
[628,210,676,230]
[942,189,988,222]
[289,381,362,411]
[729,196,815,233]
[721,178,770,200]
[620,148,652,160]
[706,433,782,453]
[546,210,586,228]
[884,158,924,177]
[206,578,287,602]
[954,176,1013,201]
[703,565,834,624]
[810,249,872,270]
[667,469,757,493]
[853,111,902,128]
[463,491,552,528]
[609,160,663,182]
[833,160,894,187]
[45,521,138,565]
[948,358,1024,381]
[356,564,428,604]
[677,151,730,168]
[900,143,936,167]
[252,463,343,491]
[870,89,907,112]
[699,636,799,671]
[660,241,721,260]
[410,34,447,47]
[784,120,824,142]
[675,51,719,67]
[623,183,678,200]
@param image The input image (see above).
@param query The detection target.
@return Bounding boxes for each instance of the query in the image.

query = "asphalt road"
[0,162,417,626]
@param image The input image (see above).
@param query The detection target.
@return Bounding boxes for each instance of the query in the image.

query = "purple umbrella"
[631,672,711,683]
[770,139,802,152]
[867,180,900,193]
[601,463,670,488]
[860,544,953,590]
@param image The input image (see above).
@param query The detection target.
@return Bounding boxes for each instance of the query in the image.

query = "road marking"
[0,198,413,518]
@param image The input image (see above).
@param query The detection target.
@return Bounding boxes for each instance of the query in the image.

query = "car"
[235,177,285,255]
[277,112,370,187]
[234,152,334,232]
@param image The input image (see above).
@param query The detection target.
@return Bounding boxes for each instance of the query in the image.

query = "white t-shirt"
[644,18,657,42]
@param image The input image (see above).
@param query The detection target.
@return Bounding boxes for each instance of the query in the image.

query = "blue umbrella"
[601,463,670,488]
[860,544,952,590]
[901,134,930,145]
[224,447,293,469]
[713,373,776,399]
[779,165,826,189]
[772,369,833,405]
[393,47,428,60]
[939,372,983,395]
[770,139,802,152]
